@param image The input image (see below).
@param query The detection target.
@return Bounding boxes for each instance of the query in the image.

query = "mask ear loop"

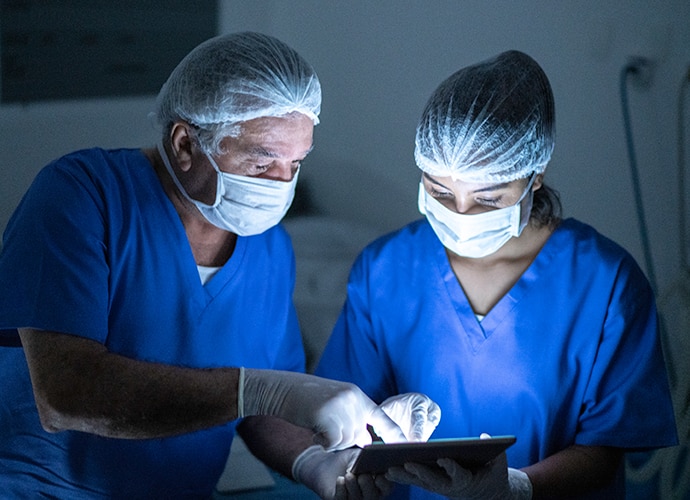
[201,153,226,207]
[516,172,538,235]
[157,140,223,209]
[186,124,225,207]
[517,172,538,204]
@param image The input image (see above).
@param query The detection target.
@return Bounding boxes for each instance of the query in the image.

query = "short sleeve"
[577,255,678,449]
[0,158,110,341]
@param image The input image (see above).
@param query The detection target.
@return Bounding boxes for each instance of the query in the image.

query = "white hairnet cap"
[414,50,555,183]
[154,32,321,133]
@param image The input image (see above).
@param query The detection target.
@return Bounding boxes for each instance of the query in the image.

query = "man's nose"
[264,162,294,182]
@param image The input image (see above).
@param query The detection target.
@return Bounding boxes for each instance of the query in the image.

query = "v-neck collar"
[141,149,248,305]
[433,223,560,351]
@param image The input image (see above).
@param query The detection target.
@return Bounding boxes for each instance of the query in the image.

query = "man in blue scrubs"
[316,50,678,499]
[0,32,409,499]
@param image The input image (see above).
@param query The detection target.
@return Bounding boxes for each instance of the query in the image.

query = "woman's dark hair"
[531,182,562,229]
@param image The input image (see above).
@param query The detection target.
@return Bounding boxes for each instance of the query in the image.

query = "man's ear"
[170,122,195,173]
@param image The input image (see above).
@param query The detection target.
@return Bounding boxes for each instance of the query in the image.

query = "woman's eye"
[430,187,453,198]
[477,197,501,207]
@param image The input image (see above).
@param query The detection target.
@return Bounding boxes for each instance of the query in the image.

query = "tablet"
[350,436,516,475]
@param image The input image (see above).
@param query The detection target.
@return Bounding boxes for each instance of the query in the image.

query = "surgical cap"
[414,50,555,183]
[154,32,321,133]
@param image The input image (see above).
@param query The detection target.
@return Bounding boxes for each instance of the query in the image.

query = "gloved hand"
[239,368,406,450]
[379,393,441,442]
[385,435,532,499]
[293,445,394,500]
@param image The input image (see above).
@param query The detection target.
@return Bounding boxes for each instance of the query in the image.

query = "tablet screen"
[350,435,516,475]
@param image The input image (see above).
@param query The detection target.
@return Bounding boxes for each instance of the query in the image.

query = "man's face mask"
[158,141,297,236]
[418,173,536,258]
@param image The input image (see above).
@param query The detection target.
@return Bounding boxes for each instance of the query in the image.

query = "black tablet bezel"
[350,435,516,475]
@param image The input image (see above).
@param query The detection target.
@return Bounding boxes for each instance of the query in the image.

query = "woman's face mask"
[157,141,297,236]
[418,173,536,258]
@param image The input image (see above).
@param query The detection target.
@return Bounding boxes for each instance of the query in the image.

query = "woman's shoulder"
[553,218,643,274]
[363,218,433,255]
[556,218,627,252]
[351,219,440,278]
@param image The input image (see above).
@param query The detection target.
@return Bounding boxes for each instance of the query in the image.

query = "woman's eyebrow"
[423,172,510,193]
[422,172,452,190]
[472,181,511,193]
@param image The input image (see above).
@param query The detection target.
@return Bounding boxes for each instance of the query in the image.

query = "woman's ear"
[170,122,195,172]
[533,173,544,191]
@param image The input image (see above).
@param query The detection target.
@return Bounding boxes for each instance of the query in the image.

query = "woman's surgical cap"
[414,50,555,183]
[154,32,321,132]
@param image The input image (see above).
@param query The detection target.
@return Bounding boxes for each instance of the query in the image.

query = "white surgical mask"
[157,141,298,235]
[418,174,536,258]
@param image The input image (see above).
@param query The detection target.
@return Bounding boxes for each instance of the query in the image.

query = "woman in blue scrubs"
[316,50,678,499]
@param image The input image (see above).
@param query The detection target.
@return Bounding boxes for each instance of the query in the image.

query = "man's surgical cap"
[414,50,555,183]
[154,32,321,133]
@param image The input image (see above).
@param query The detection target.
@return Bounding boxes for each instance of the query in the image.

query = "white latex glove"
[379,393,441,442]
[293,445,394,500]
[385,435,532,499]
[239,368,406,450]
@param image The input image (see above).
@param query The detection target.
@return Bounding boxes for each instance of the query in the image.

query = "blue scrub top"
[0,148,305,498]
[317,218,677,500]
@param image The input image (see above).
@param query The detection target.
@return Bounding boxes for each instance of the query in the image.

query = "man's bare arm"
[19,328,239,439]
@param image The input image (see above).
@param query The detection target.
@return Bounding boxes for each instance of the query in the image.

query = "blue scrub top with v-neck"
[0,148,305,498]
[316,218,677,500]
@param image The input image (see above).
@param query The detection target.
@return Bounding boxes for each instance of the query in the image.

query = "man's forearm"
[20,328,240,438]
